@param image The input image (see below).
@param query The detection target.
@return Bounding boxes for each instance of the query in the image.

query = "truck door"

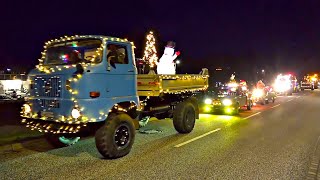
[104,42,137,99]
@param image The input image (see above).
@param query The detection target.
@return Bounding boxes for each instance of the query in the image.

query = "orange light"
[90,91,100,98]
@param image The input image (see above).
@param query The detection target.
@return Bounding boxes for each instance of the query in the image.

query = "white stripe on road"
[271,104,281,109]
[296,96,301,98]
[287,99,294,102]
[174,128,221,148]
[243,112,261,120]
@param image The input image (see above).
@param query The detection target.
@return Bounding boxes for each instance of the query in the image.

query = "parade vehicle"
[20,35,209,159]
[251,86,276,105]
[300,74,318,91]
[273,74,294,95]
[201,81,252,115]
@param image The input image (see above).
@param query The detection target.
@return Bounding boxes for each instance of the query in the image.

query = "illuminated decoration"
[21,118,84,134]
[36,35,130,74]
[142,31,158,68]
[157,42,180,75]
[72,42,78,47]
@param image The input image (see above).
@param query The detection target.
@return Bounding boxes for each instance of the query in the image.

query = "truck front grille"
[34,76,62,97]
[39,99,60,108]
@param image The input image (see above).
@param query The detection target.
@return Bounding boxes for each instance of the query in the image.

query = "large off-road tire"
[186,97,199,119]
[173,101,196,134]
[95,113,135,159]
[45,134,80,148]
[246,100,252,110]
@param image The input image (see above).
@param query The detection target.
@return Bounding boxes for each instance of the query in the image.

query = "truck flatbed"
[137,74,209,96]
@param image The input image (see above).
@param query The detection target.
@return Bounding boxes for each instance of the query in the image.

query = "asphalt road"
[1,90,320,179]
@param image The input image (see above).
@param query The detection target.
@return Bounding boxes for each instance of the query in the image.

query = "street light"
[262,69,265,73]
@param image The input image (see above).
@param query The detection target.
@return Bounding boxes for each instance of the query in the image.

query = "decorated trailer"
[21,35,209,159]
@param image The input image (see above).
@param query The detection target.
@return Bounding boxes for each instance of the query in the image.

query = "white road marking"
[271,104,281,109]
[174,128,221,148]
[287,99,294,102]
[243,112,261,120]
[296,96,301,98]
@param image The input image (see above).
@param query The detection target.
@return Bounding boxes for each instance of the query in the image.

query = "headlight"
[22,104,31,113]
[252,89,263,97]
[71,108,81,119]
[222,99,232,106]
[204,98,212,104]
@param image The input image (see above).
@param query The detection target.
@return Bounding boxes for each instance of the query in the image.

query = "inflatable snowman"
[157,42,180,74]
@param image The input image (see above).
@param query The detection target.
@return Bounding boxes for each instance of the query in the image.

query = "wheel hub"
[114,125,130,149]
[185,109,195,127]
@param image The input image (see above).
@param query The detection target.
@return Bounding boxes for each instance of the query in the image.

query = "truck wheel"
[95,113,135,159]
[187,97,199,119]
[173,102,196,134]
[45,134,80,148]
[233,103,240,115]
[246,100,252,110]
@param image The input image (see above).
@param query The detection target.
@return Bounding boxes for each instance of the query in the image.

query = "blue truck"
[21,35,209,159]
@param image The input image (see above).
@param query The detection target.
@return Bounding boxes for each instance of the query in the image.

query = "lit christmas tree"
[142,31,158,68]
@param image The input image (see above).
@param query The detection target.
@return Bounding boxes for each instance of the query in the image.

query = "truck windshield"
[45,38,102,65]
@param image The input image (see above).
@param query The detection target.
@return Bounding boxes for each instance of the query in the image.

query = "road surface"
[1,90,320,179]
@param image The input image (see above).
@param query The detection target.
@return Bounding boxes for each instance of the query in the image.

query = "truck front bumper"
[201,104,236,114]
[21,118,90,134]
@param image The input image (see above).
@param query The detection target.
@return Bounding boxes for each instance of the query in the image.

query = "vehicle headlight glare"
[71,108,81,119]
[222,99,232,106]
[204,98,212,104]
[23,104,31,113]
[253,89,264,97]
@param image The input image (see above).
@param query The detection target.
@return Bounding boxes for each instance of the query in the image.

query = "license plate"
[41,111,54,118]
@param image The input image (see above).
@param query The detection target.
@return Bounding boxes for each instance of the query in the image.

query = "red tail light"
[90,91,100,98]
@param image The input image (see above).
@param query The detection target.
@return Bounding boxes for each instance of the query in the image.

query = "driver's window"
[106,43,128,64]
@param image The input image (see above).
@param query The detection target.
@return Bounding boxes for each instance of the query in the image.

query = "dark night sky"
[2,0,320,78]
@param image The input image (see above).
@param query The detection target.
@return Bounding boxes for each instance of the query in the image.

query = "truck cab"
[23,36,138,124]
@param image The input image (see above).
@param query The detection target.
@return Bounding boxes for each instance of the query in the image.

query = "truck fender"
[109,101,139,129]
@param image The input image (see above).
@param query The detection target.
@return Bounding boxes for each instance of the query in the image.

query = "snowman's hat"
[166,41,175,48]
